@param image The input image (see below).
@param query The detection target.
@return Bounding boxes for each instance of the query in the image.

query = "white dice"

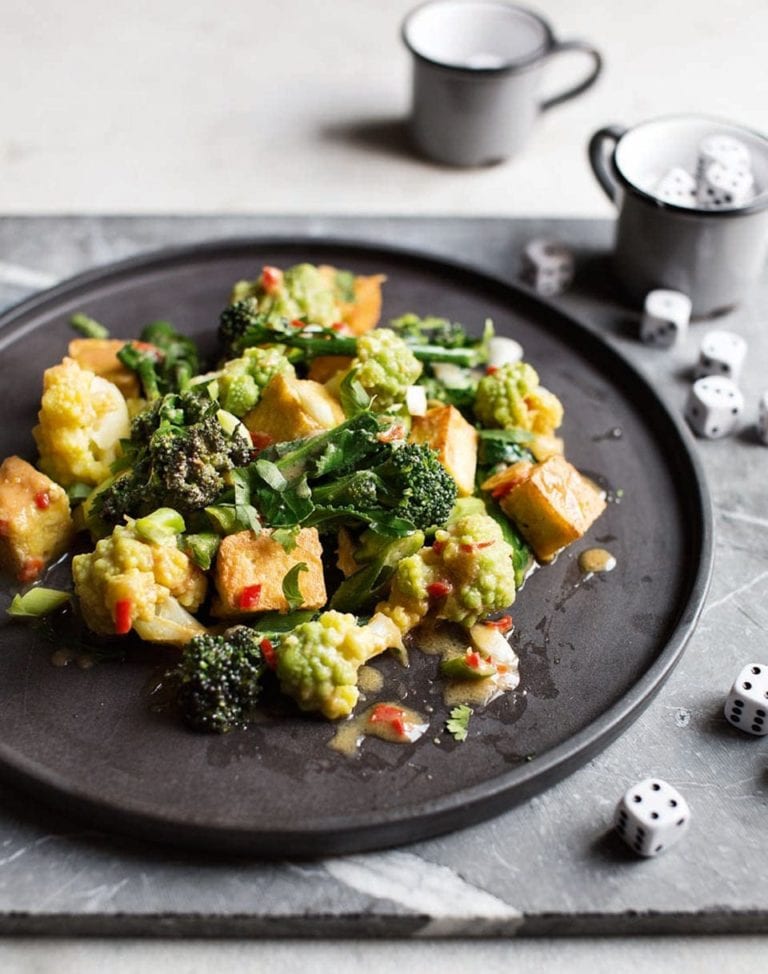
[640,289,691,347]
[614,778,691,857]
[696,161,754,209]
[697,134,751,176]
[758,391,768,446]
[654,167,697,208]
[724,663,768,736]
[695,329,747,382]
[521,239,574,297]
[685,376,744,439]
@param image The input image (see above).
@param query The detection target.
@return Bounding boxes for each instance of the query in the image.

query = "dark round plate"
[0,238,712,857]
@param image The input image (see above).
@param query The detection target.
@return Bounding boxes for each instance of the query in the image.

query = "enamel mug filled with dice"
[614,779,691,857]
[588,115,768,316]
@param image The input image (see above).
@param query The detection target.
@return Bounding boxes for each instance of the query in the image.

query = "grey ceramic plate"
[0,239,712,857]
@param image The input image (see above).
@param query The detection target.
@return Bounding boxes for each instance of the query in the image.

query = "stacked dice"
[685,330,747,439]
[652,132,758,211]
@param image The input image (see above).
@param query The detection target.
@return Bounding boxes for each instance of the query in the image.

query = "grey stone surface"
[0,215,766,937]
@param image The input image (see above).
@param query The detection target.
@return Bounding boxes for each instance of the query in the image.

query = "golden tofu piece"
[307,355,353,384]
[318,266,386,335]
[410,404,478,497]
[336,527,358,578]
[0,456,74,583]
[499,454,606,562]
[244,373,345,443]
[212,528,327,617]
[67,338,141,398]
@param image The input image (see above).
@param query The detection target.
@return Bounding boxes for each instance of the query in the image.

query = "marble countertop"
[0,215,766,949]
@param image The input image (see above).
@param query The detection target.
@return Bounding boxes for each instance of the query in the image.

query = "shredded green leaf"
[338,368,371,418]
[8,588,71,619]
[282,562,309,611]
[446,704,473,742]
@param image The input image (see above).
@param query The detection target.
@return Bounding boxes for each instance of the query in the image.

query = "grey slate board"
[0,215,766,937]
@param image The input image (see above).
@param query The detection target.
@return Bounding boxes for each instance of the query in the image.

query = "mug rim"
[401,0,554,76]
[610,113,768,219]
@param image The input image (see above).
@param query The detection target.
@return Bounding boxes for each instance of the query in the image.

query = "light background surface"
[1,0,766,216]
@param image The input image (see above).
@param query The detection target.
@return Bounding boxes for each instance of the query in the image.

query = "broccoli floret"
[348,329,422,411]
[176,627,265,733]
[276,611,403,719]
[311,442,457,532]
[96,393,252,525]
[474,362,563,436]
[117,320,201,400]
[379,512,517,631]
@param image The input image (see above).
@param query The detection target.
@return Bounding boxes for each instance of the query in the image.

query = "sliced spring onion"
[134,508,185,544]
[8,588,71,618]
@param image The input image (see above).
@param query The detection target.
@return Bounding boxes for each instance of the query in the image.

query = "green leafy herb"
[282,562,309,611]
[272,525,300,552]
[184,532,221,570]
[66,482,93,504]
[338,368,371,418]
[446,704,473,742]
[70,312,110,339]
[8,588,71,619]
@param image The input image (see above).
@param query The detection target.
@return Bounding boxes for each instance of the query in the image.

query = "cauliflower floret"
[474,362,563,436]
[33,357,131,487]
[276,610,404,719]
[72,520,207,642]
[346,329,423,412]
[216,347,296,417]
[380,512,517,631]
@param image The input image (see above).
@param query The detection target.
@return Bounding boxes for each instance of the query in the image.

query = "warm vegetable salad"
[0,262,606,743]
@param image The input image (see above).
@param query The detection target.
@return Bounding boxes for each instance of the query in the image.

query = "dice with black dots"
[724,663,768,736]
[685,376,744,439]
[614,778,691,857]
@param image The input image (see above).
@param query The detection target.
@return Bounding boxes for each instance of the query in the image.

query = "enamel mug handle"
[588,125,627,203]
[540,39,603,111]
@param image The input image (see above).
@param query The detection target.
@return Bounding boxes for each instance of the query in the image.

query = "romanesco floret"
[276,610,403,719]
[351,329,423,411]
[474,362,563,436]
[230,263,338,327]
[33,357,131,486]
[72,519,206,640]
[217,347,296,416]
[381,512,517,631]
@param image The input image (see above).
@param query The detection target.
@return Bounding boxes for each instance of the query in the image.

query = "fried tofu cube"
[307,355,353,384]
[499,454,606,562]
[318,266,386,335]
[0,456,75,583]
[212,528,327,617]
[67,338,141,398]
[410,404,478,497]
[244,373,345,443]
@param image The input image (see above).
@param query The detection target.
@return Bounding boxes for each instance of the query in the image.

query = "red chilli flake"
[369,703,406,737]
[485,365,499,375]
[431,540,445,555]
[34,490,50,510]
[18,557,43,583]
[260,638,277,670]
[249,431,274,451]
[377,424,405,443]
[261,266,282,294]
[114,599,132,635]
[484,614,513,633]
[427,580,452,599]
[460,540,496,553]
[237,584,262,611]
[465,651,482,669]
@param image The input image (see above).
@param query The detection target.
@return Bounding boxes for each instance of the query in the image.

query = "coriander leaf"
[272,525,300,552]
[339,368,371,418]
[282,562,309,611]
[253,459,288,492]
[446,704,473,742]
